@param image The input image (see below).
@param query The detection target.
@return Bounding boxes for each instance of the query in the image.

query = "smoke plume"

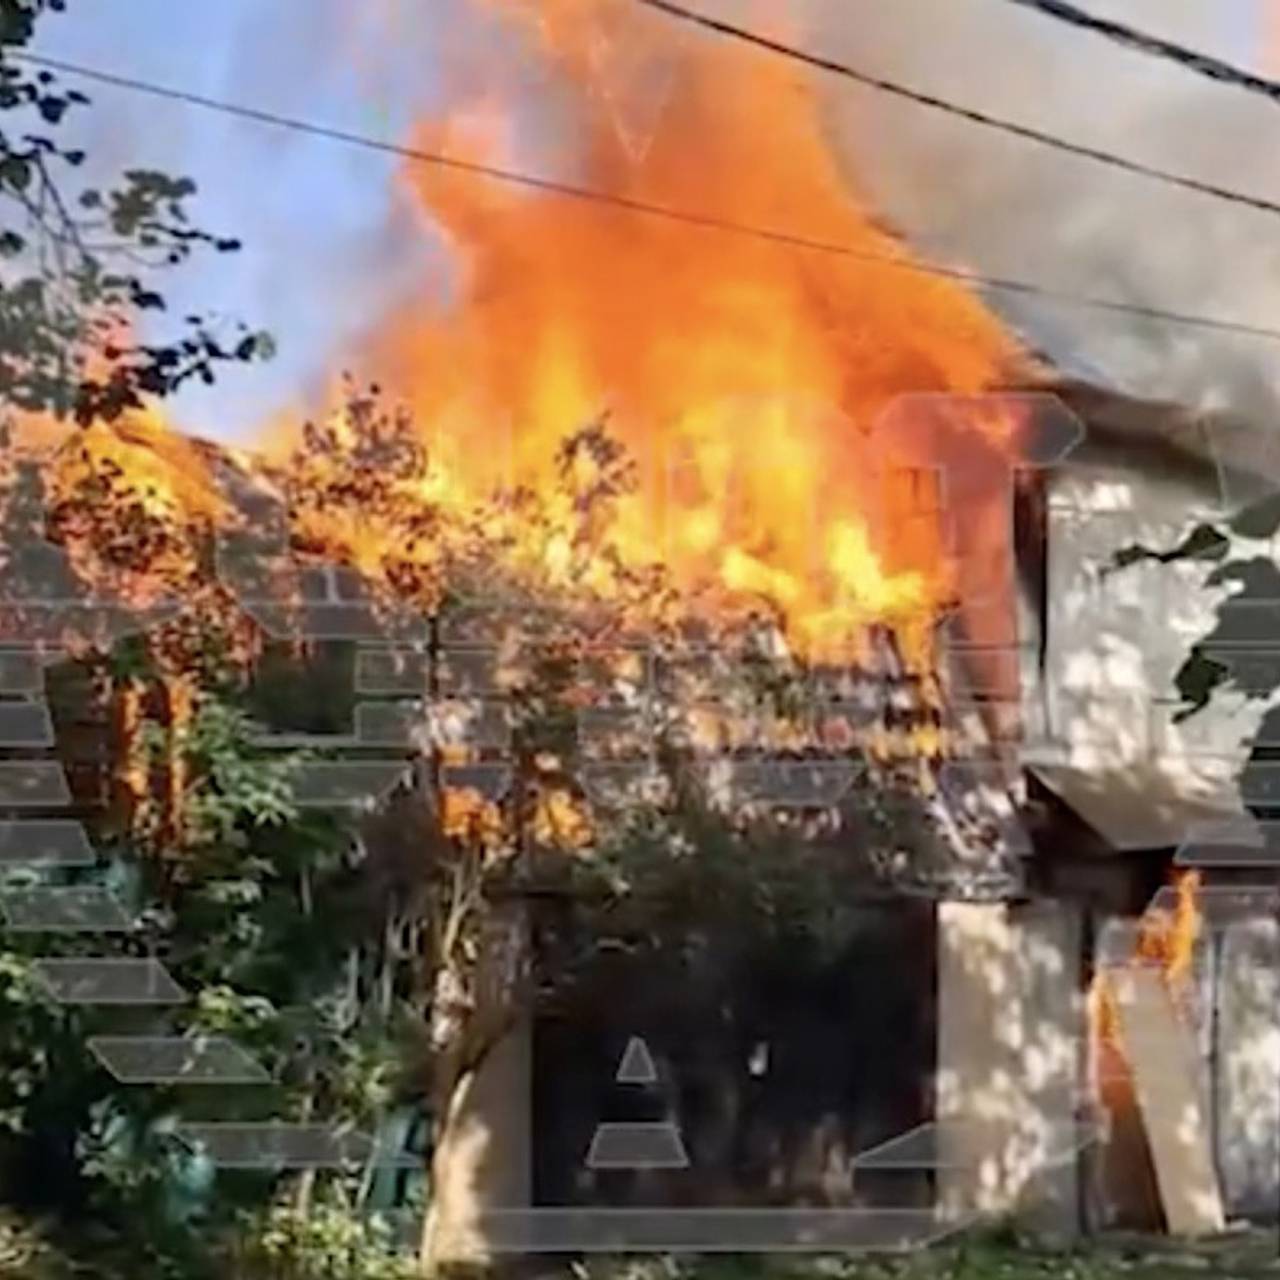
[799,0,1280,421]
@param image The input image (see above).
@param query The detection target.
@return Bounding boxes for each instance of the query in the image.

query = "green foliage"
[1171,647,1228,720]
[1106,521,1228,574]
[0,950,63,1136]
[0,2,64,51]
[560,1228,1280,1280]
[0,672,424,1276]
[139,699,304,846]
[0,1207,79,1280]
[592,806,871,962]
[0,8,415,1274]
[236,1193,417,1280]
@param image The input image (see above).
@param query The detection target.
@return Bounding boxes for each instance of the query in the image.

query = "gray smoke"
[32,0,1280,434]
[792,0,1280,421]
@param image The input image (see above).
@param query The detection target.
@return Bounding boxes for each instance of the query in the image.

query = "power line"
[999,0,1280,106]
[12,49,1280,345]
[634,0,1280,221]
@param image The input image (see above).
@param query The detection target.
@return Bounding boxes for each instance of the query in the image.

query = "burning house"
[12,367,1277,1257]
[7,0,1280,1263]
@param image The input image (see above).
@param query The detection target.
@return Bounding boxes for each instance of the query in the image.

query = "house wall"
[1038,461,1275,832]
[1040,450,1280,1225]
[1090,910,1280,1224]
[1217,916,1280,1216]
[936,899,1083,1237]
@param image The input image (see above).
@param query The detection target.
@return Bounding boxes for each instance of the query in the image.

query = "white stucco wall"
[1037,463,1277,842]
[936,899,1082,1236]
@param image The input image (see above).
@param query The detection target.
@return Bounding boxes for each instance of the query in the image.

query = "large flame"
[3,0,1053,871]
[273,0,1032,660]
[14,0,1041,688]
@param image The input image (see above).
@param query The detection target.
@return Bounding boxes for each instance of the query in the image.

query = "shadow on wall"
[933,900,1083,1232]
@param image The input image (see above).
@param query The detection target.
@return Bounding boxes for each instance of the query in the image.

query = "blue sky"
[34,0,461,443]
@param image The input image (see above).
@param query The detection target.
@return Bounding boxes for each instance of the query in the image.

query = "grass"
[564,1225,1280,1280]
[7,1215,1280,1279]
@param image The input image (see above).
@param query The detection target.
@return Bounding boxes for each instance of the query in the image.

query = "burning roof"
[17,0,1276,889]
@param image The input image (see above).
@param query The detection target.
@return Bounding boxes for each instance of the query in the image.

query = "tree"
[256,388,949,1271]
[0,0,270,426]
[0,643,429,1278]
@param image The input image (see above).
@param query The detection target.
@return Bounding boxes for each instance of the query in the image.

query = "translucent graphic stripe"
[0,820,94,865]
[1195,648,1280,701]
[354,702,423,747]
[88,1036,271,1084]
[579,763,662,808]
[33,958,187,1004]
[235,603,431,643]
[585,1123,690,1169]
[1237,763,1280,808]
[0,651,42,694]
[172,1123,420,1169]
[0,605,175,646]
[0,888,133,932]
[290,762,412,808]
[437,647,506,696]
[850,1119,1102,1171]
[441,764,513,801]
[355,647,430,694]
[0,702,54,746]
[722,760,862,807]
[1144,882,1280,923]
[464,1208,980,1253]
[0,763,70,806]
[1175,819,1280,866]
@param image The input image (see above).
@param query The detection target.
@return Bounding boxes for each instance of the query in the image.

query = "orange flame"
[273,0,1032,661]
[163,673,197,848]
[13,0,1039,679]
[1089,869,1204,1095]
[1135,868,1203,989]
[9,0,1047,847]
[115,678,149,820]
